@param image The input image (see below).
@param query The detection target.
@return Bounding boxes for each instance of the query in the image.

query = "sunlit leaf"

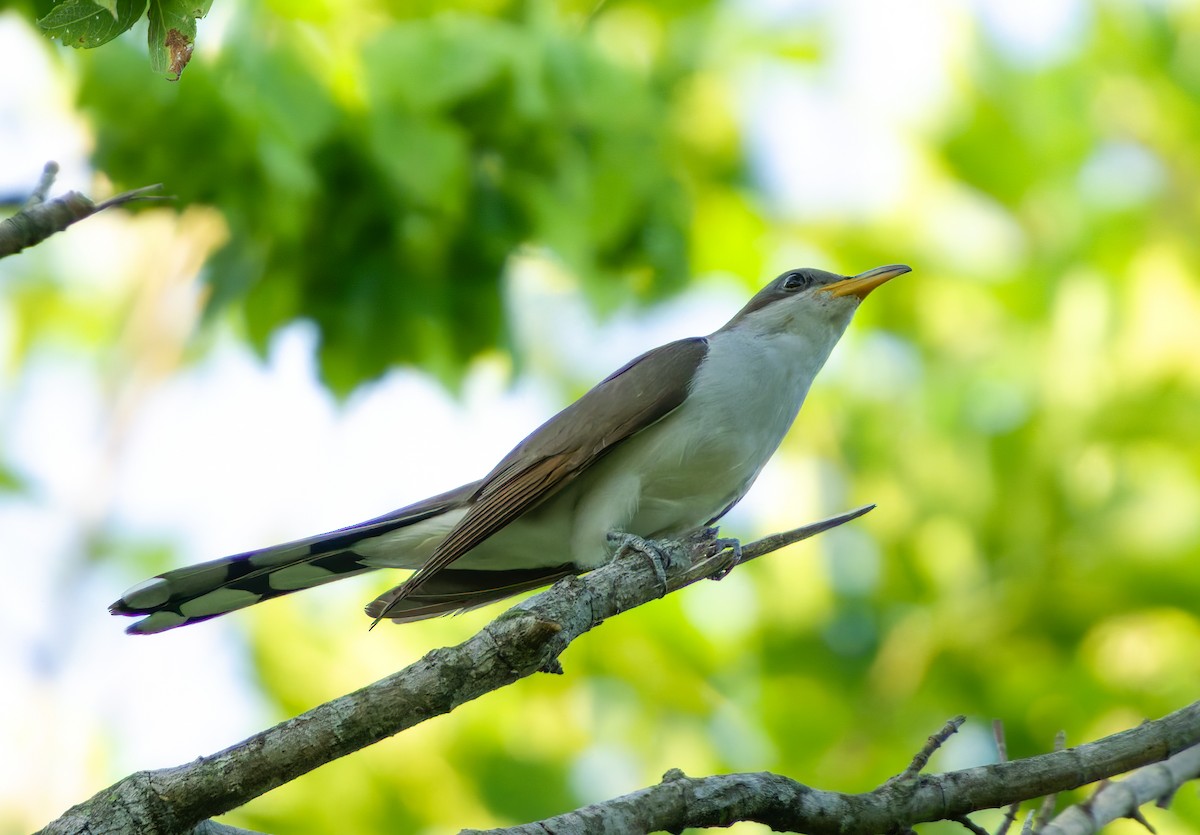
[38,0,146,48]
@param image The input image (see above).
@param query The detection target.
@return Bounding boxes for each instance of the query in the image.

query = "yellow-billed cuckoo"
[111,264,909,634]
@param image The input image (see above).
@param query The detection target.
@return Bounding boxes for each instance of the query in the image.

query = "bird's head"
[722,264,911,337]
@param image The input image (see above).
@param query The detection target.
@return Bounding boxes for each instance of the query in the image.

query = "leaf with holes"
[38,0,147,48]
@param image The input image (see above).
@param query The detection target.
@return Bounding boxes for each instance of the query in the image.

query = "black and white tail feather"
[109,482,575,634]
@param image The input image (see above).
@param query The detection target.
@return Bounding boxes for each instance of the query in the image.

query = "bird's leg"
[685,526,742,580]
[606,532,692,595]
[708,537,742,580]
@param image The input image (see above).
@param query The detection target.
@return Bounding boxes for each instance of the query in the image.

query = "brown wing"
[372,336,709,620]
[365,565,578,623]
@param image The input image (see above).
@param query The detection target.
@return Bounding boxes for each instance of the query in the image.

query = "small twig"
[993,719,1021,835]
[1032,731,1067,831]
[0,162,168,259]
[734,504,875,565]
[672,504,876,592]
[1125,805,1157,834]
[888,715,967,785]
[1154,785,1179,810]
[955,814,992,835]
[25,161,59,208]
[994,720,1009,763]
[95,184,167,211]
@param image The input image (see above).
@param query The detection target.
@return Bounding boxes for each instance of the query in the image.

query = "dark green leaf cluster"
[77,9,699,392]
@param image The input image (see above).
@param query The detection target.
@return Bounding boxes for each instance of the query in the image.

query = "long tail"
[110,534,384,634]
[110,485,578,633]
[112,548,578,633]
[111,483,479,634]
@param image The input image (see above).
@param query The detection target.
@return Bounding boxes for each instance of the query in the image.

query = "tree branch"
[1039,742,1200,835]
[464,709,1200,835]
[40,503,1200,834]
[0,162,166,259]
[36,507,874,835]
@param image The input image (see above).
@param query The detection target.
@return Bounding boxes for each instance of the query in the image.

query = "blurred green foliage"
[5,0,1200,833]
[72,1,713,392]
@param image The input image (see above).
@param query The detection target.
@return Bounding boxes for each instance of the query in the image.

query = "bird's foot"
[708,537,742,580]
[606,532,691,595]
[686,526,742,580]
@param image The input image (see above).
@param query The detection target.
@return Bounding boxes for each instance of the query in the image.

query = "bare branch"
[36,503,1200,834]
[0,162,167,259]
[464,728,1200,835]
[1039,743,1200,835]
[888,714,967,784]
[36,508,872,835]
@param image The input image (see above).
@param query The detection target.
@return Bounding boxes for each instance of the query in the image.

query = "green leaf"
[364,17,516,113]
[147,0,212,80]
[366,114,470,210]
[38,0,147,48]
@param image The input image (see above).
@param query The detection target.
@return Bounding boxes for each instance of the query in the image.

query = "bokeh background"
[2,0,1199,832]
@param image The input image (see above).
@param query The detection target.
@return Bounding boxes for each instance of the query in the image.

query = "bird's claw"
[707,536,742,580]
[607,532,690,595]
[682,527,741,580]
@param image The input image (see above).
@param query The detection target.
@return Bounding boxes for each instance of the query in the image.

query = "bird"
[111,264,910,634]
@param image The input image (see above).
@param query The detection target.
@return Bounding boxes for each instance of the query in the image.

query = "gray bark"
[35,507,1200,834]
[465,714,1200,834]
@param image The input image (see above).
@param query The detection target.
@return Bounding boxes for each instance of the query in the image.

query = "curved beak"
[821,264,911,300]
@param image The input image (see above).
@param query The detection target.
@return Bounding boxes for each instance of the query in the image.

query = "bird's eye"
[782,272,810,291]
